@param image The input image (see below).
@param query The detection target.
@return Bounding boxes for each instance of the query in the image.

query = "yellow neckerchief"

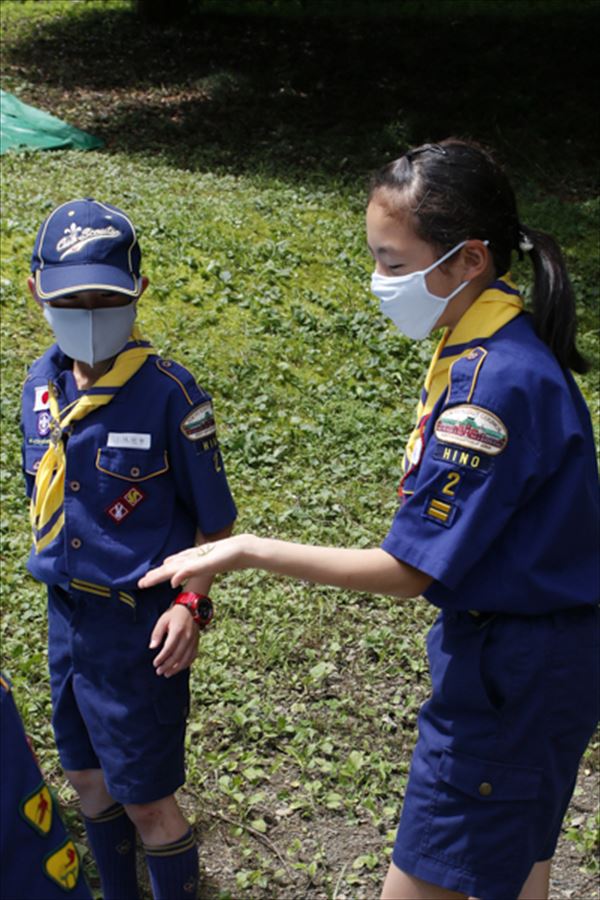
[402,275,523,478]
[30,330,153,553]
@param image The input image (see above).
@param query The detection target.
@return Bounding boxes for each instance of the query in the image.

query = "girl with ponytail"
[140,139,599,900]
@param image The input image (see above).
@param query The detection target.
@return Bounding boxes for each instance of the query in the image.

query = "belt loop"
[113,588,137,621]
[469,609,497,629]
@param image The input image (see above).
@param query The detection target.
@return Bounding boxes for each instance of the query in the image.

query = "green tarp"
[0,90,103,154]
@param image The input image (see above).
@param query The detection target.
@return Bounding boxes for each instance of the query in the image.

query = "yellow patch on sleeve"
[21,782,53,836]
[43,839,81,891]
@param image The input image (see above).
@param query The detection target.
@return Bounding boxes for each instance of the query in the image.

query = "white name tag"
[107,432,151,450]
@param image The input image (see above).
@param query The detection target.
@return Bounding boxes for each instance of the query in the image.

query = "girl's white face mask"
[371,239,475,340]
[43,302,137,365]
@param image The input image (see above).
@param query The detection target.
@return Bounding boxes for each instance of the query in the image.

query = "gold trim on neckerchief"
[30,331,153,553]
[400,276,523,494]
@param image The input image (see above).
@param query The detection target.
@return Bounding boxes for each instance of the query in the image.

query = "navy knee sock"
[143,828,199,900]
[83,802,139,900]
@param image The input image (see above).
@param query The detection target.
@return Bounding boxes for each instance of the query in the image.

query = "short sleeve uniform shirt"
[21,346,237,588]
[382,315,599,614]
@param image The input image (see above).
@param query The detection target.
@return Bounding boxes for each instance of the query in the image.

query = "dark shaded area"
[3,2,599,186]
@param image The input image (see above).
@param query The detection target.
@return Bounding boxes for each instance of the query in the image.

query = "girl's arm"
[139,533,432,600]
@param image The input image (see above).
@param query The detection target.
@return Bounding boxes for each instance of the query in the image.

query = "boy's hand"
[150,604,200,677]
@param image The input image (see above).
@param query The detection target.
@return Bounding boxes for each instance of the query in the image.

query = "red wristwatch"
[172,592,214,629]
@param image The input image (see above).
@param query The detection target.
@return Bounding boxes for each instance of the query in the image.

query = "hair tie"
[518,230,534,252]
[405,143,447,163]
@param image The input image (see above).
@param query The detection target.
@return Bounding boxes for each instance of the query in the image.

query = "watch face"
[198,597,213,625]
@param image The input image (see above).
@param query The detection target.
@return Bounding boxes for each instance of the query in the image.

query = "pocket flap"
[438,749,542,802]
[96,447,169,482]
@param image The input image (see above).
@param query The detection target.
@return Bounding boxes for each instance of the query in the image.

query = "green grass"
[1,1,599,896]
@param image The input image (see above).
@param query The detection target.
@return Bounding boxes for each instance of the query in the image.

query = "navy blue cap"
[30,198,142,300]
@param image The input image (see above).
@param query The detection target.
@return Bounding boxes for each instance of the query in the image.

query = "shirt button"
[69,480,81,492]
[478,782,493,797]
[130,466,141,478]
[70,538,82,550]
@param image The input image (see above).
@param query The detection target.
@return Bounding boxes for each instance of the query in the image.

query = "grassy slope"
[1,1,598,896]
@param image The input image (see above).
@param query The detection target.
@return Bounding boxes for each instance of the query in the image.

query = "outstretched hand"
[139,534,250,590]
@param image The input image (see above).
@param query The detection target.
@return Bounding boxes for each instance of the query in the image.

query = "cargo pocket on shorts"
[152,670,190,726]
[423,748,542,874]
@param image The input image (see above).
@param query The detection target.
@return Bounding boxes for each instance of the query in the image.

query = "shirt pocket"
[95,447,170,483]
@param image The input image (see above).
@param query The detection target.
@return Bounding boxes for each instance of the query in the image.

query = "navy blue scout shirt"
[21,345,237,588]
[382,314,599,614]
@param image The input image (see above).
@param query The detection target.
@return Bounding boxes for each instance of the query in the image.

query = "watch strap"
[172,591,214,629]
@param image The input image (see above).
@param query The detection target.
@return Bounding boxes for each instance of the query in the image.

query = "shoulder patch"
[34,385,51,412]
[434,404,508,455]
[180,401,216,442]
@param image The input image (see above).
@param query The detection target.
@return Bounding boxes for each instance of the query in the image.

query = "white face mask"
[43,302,137,365]
[371,239,478,340]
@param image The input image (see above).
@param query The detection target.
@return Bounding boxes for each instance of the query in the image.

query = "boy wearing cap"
[21,198,237,900]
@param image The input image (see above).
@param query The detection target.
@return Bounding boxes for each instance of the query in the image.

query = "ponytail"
[519,225,589,374]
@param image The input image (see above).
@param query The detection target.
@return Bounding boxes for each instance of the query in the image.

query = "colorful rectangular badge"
[106,485,146,524]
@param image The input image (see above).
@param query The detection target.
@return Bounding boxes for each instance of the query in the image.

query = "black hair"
[368,139,588,373]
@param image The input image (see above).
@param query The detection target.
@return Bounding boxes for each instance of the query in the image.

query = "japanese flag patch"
[34,385,51,411]
[434,404,508,455]
[180,401,216,441]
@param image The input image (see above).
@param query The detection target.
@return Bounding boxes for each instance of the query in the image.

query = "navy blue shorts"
[47,582,189,805]
[393,605,600,899]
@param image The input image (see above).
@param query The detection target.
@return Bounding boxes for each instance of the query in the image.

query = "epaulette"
[447,346,488,405]
[0,672,12,694]
[155,358,209,407]
[25,344,65,382]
